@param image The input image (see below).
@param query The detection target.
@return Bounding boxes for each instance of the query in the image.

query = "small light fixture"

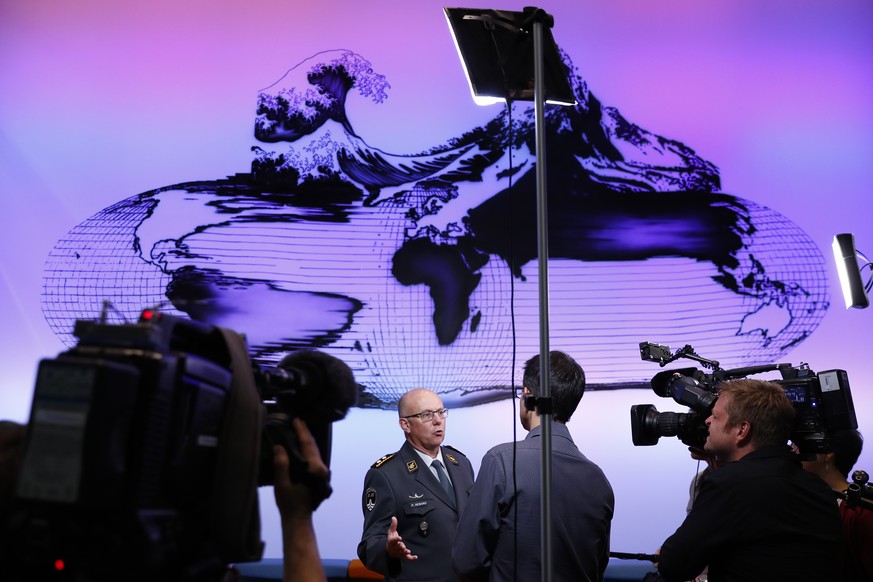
[832,233,871,309]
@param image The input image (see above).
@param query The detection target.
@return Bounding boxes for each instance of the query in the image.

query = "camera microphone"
[273,349,358,421]
[258,350,358,498]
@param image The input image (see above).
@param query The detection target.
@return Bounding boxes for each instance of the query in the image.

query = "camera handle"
[640,342,721,371]
[671,345,721,371]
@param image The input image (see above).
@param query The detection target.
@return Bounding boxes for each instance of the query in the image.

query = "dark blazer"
[358,440,475,581]
[658,445,842,582]
[452,423,614,582]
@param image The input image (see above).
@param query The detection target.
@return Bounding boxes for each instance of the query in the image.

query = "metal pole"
[532,16,553,582]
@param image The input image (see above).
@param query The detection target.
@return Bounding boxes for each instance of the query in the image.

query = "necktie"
[432,459,456,505]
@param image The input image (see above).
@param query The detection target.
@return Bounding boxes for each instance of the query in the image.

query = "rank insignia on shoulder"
[365,487,376,512]
[406,459,418,473]
[444,445,465,462]
[372,453,395,468]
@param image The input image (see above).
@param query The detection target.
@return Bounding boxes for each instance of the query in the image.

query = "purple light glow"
[2,0,871,564]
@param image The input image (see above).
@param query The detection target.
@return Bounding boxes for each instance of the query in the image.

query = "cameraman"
[657,379,842,582]
[800,429,872,582]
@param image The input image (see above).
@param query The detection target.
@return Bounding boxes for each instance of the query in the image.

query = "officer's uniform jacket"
[358,440,475,581]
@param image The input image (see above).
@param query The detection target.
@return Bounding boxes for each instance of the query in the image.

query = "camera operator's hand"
[273,418,330,582]
[273,418,330,517]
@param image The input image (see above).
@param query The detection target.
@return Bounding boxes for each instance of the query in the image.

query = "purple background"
[2,0,871,561]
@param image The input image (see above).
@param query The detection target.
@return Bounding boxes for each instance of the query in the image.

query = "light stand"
[445,8,575,581]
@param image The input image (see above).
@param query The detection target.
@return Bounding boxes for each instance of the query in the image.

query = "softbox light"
[832,233,870,309]
[444,7,575,106]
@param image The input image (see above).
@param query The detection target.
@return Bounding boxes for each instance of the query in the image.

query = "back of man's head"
[717,379,795,448]
[523,351,585,423]
[828,429,863,478]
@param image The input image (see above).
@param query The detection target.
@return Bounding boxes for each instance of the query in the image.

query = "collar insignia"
[406,459,418,472]
[446,453,458,464]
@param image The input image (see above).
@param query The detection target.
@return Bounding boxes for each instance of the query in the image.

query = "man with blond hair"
[658,379,842,582]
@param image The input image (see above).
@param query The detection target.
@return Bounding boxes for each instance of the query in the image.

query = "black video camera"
[630,342,858,456]
[3,309,357,581]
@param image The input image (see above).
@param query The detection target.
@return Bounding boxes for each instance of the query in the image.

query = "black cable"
[856,252,872,292]
[689,457,703,509]
[507,97,519,582]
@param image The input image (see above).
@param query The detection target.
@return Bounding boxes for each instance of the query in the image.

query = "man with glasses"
[358,388,475,581]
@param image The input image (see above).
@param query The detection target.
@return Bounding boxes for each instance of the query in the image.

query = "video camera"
[630,341,858,456]
[3,309,357,581]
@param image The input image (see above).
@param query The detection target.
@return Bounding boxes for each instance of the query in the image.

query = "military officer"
[358,388,474,581]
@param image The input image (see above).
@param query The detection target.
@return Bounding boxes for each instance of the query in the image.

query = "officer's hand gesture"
[386,516,419,561]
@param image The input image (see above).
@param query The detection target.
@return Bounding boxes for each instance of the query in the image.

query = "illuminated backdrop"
[2,0,871,561]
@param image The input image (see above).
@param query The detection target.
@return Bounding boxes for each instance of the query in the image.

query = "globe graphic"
[40,181,829,408]
[39,50,830,408]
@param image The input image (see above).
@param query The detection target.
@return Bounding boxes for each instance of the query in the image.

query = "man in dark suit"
[452,351,614,582]
[657,379,842,582]
[358,388,475,581]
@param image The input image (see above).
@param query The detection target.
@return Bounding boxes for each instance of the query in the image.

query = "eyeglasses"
[402,408,449,422]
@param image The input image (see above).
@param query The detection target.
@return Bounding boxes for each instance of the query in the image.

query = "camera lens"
[631,405,708,448]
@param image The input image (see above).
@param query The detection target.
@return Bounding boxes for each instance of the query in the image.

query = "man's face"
[400,390,446,455]
[704,394,734,458]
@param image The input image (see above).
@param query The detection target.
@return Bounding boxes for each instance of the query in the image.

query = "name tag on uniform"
[403,498,435,516]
